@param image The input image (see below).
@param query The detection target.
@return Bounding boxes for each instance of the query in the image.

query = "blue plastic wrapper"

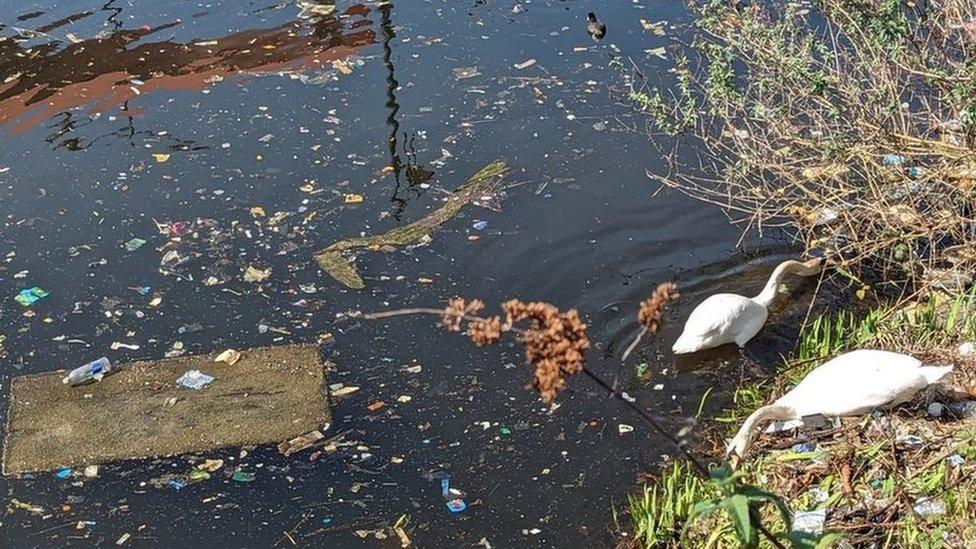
[446,498,467,513]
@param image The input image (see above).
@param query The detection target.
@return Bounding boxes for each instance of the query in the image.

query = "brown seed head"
[637,282,679,333]
[501,299,590,402]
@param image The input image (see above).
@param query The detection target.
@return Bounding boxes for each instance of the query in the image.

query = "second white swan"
[726,349,952,458]
[672,258,823,354]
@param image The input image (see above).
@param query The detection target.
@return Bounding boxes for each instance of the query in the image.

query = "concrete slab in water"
[3,344,330,475]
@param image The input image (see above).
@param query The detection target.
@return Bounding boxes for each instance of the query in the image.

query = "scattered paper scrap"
[177,370,215,390]
[243,265,271,283]
[215,349,242,365]
[278,429,325,456]
[331,385,360,398]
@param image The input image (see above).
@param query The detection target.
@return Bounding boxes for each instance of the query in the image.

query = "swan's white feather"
[778,349,945,417]
[672,294,766,353]
[727,349,953,458]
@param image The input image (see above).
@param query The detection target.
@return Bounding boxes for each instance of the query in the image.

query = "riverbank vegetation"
[633,0,976,294]
[621,0,976,545]
[621,290,976,547]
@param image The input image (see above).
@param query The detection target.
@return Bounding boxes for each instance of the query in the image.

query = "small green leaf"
[688,499,722,521]
[726,494,758,547]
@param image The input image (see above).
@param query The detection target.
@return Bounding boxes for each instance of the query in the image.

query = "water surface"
[0,1,807,546]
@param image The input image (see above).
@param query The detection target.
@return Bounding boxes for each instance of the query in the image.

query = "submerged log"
[314,160,508,289]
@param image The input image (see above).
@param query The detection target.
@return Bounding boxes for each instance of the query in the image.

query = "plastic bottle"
[62,357,113,386]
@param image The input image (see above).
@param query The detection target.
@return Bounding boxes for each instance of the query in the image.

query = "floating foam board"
[3,344,330,475]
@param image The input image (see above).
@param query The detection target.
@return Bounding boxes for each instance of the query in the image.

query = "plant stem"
[620,325,648,363]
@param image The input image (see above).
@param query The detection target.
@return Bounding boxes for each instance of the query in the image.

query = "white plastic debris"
[791,508,826,535]
[808,488,829,505]
[618,424,634,435]
[927,402,944,418]
[913,497,946,517]
[766,418,804,433]
[958,341,976,356]
[895,434,925,448]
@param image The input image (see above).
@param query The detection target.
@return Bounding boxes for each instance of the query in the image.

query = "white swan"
[727,349,953,458]
[672,258,823,354]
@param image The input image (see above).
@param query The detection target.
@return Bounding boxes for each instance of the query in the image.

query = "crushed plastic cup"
[63,357,114,386]
[446,498,467,513]
[177,369,215,390]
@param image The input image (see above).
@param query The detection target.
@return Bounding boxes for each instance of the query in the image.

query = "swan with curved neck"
[727,349,952,458]
[672,258,823,354]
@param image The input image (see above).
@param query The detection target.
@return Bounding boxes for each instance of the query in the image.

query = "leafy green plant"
[686,465,841,548]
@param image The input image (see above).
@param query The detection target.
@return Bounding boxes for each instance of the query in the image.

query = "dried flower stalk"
[622,282,681,363]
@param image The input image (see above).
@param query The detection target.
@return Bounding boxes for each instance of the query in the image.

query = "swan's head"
[725,430,752,460]
[789,257,824,276]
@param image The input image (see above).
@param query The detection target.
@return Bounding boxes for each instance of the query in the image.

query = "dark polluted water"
[0,1,811,547]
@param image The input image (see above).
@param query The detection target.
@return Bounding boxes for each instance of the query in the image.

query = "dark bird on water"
[586,12,606,40]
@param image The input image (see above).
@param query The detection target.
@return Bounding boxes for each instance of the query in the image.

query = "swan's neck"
[752,259,821,308]
[752,264,790,308]
[727,403,795,457]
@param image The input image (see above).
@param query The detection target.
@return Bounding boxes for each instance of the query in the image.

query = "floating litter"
[446,498,467,513]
